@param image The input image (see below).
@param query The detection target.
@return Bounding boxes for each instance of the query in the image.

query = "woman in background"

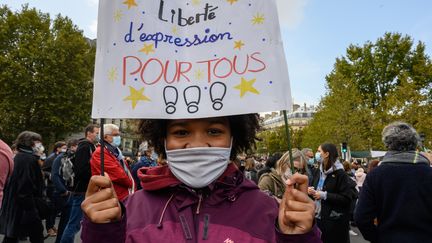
[0,131,46,243]
[308,143,355,243]
[259,149,308,202]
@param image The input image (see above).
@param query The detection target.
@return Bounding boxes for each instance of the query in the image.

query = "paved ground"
[0,218,81,243]
[1,223,368,243]
[350,227,368,243]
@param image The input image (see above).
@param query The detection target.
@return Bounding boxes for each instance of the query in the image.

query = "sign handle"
[100,118,105,176]
[283,110,295,174]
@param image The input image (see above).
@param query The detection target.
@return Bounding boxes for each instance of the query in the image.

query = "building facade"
[262,104,316,130]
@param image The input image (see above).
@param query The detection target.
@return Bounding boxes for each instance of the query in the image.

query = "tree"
[255,126,304,155]
[302,33,432,151]
[0,5,96,145]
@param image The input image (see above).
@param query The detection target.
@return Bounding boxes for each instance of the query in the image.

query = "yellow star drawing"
[139,44,155,55]
[108,67,118,82]
[226,0,238,5]
[113,10,123,22]
[172,26,179,35]
[191,0,201,6]
[123,86,151,109]
[123,0,138,9]
[252,13,265,25]
[234,77,260,97]
[194,69,204,80]
[234,40,245,50]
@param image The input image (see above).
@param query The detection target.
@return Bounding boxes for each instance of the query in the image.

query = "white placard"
[92,0,291,119]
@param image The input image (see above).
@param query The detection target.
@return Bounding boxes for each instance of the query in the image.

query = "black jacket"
[0,147,45,237]
[311,166,354,243]
[355,151,432,243]
[72,139,96,193]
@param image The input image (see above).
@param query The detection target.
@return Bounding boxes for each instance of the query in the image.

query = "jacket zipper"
[196,193,203,214]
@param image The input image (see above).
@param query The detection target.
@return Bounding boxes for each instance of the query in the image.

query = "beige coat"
[258,168,286,200]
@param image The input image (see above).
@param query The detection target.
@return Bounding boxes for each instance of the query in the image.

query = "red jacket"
[90,146,134,201]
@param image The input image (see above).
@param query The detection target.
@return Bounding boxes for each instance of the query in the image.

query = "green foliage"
[256,126,304,155]
[303,32,432,151]
[0,5,96,145]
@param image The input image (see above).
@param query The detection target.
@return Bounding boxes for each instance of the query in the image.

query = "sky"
[2,0,432,107]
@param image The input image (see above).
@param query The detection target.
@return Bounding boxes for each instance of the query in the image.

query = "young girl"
[80,114,321,242]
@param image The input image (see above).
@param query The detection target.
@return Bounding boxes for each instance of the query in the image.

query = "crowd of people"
[0,119,431,243]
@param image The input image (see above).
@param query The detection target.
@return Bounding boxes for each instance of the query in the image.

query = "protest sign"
[92,0,291,118]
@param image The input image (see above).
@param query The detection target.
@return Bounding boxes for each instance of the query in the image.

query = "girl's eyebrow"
[206,118,228,125]
[167,120,189,128]
[167,118,228,128]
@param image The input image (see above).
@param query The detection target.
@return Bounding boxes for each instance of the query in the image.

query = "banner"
[92,0,292,119]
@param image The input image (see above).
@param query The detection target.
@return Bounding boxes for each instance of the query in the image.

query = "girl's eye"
[208,129,223,135]
[172,130,189,136]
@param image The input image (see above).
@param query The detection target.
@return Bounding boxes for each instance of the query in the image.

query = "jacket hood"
[137,163,244,192]
[138,165,182,191]
[322,160,344,175]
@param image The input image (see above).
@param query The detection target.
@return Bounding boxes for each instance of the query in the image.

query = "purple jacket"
[82,166,321,243]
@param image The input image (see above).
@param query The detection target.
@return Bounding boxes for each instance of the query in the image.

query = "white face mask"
[166,144,232,189]
[282,168,293,181]
[32,142,45,154]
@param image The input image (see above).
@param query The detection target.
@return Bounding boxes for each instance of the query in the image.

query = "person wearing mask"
[243,157,258,184]
[301,148,317,185]
[51,139,79,243]
[355,122,432,243]
[43,141,67,237]
[80,115,321,242]
[131,148,157,190]
[90,124,135,201]
[256,152,281,182]
[354,168,366,193]
[0,139,13,210]
[259,149,308,203]
[308,143,355,243]
[43,141,67,171]
[61,124,99,243]
[0,131,47,243]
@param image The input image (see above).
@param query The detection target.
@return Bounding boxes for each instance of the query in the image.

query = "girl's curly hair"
[138,114,261,160]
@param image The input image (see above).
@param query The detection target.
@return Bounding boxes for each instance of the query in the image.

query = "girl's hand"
[81,174,122,223]
[278,174,315,234]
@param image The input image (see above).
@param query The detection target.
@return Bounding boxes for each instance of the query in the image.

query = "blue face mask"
[112,136,121,147]
[307,158,315,165]
[315,152,322,162]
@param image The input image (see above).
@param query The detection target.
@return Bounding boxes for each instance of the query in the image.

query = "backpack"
[59,153,75,188]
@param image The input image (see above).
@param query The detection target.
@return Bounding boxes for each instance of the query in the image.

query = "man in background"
[61,124,99,243]
[355,122,432,243]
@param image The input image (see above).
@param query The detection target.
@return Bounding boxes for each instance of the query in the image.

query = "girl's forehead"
[167,117,229,127]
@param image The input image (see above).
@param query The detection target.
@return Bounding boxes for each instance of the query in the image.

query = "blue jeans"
[60,194,84,243]
[55,194,72,243]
